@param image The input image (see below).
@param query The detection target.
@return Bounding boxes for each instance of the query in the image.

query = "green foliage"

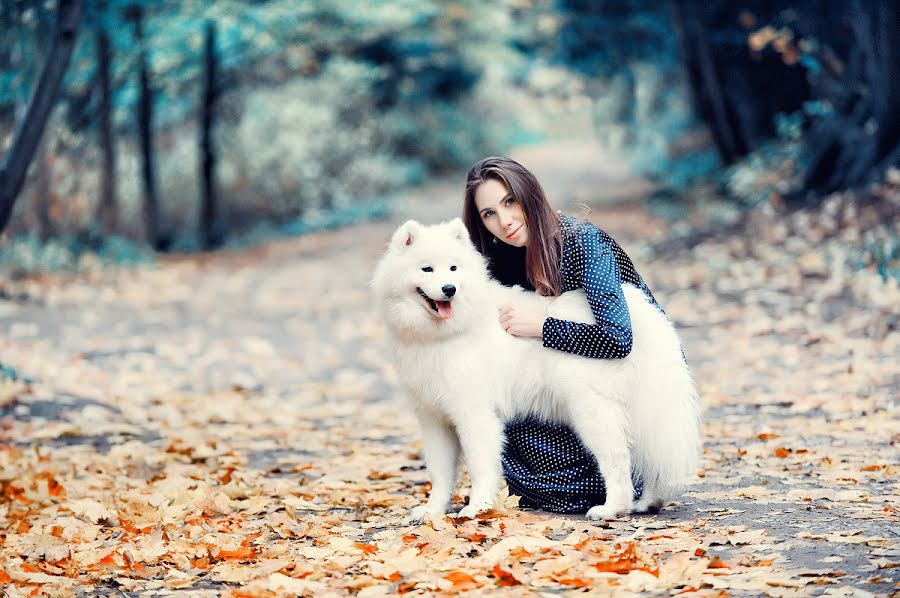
[857,235,900,284]
[1,0,705,254]
[0,362,31,383]
[0,232,153,279]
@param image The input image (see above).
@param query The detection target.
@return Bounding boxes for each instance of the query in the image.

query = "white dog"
[371,218,700,521]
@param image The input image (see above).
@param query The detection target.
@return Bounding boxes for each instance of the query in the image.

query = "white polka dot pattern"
[541,215,660,358]
[502,215,657,512]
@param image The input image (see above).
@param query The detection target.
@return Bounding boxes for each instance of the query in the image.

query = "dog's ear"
[448,218,469,242]
[391,220,421,249]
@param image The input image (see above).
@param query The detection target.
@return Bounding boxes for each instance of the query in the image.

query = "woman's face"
[473,178,528,247]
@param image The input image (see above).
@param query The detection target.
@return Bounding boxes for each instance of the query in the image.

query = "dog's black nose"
[442,284,456,298]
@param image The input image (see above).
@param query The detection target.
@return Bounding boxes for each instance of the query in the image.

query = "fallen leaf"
[491,565,522,586]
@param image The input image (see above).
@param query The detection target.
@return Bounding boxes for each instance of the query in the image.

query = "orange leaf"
[36,472,65,497]
[2,483,28,504]
[861,465,882,471]
[354,543,378,554]
[558,577,592,588]
[491,565,522,586]
[99,552,118,565]
[774,447,791,458]
[757,433,779,440]
[466,533,487,543]
[367,470,395,480]
[474,509,503,520]
[388,572,402,582]
[590,543,659,577]
[119,518,152,534]
[192,556,210,570]
[444,571,481,590]
[694,548,707,557]
[708,557,729,569]
[216,547,256,561]
[646,535,673,541]
[218,467,235,484]
[574,535,610,550]
[0,569,11,583]
[509,547,533,559]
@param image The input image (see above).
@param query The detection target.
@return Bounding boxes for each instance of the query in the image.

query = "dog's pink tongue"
[436,301,453,320]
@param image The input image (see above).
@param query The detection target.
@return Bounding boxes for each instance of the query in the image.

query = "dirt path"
[1,143,897,596]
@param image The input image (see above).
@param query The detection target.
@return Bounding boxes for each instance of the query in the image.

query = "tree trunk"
[200,21,221,249]
[870,2,900,176]
[96,26,117,234]
[665,0,700,116]
[34,137,53,240]
[802,1,900,194]
[683,0,738,164]
[0,0,83,235]
[133,6,162,249]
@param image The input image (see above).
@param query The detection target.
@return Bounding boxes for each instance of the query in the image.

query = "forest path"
[1,141,897,596]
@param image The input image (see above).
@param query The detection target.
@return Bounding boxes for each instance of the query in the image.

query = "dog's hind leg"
[569,398,634,520]
[454,412,505,519]
[632,474,666,513]
[410,409,460,523]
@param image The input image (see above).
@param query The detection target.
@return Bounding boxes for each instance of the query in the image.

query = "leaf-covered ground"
[1,168,898,597]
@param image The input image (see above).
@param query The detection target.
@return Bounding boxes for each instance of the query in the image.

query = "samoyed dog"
[371,218,700,521]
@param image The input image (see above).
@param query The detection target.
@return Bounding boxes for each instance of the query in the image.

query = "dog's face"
[371,218,489,338]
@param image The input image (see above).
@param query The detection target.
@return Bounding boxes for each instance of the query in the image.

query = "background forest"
[0,0,898,273]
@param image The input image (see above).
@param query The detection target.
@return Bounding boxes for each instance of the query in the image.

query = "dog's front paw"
[455,502,491,520]
[586,502,631,521]
[408,504,444,524]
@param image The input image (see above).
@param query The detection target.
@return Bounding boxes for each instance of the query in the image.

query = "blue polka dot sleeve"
[541,229,634,359]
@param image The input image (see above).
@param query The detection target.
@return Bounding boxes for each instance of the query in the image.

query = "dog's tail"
[623,285,701,502]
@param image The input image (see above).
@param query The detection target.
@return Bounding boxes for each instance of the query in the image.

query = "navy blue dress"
[489,214,660,513]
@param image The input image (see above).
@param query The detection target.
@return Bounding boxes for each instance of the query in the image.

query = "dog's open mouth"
[416,287,453,320]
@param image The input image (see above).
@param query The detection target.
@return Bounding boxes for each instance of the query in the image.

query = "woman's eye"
[505,198,514,205]
[421,266,433,272]
[450,265,457,271]
[483,211,494,218]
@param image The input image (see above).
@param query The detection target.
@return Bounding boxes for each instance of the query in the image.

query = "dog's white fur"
[371,219,700,521]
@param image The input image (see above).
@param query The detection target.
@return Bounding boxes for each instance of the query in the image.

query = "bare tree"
[96,21,118,233]
[0,0,83,235]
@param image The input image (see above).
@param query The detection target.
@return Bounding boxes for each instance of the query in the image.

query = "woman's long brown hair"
[463,156,561,296]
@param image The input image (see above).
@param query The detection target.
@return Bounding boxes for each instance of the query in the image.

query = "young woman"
[462,156,663,513]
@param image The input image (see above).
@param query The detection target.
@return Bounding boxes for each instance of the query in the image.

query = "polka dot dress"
[501,214,658,513]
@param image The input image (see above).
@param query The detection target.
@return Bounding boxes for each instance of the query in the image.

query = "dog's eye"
[450,265,457,271]
[421,266,433,272]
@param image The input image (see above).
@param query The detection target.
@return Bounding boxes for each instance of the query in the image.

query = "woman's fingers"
[498,305,545,338]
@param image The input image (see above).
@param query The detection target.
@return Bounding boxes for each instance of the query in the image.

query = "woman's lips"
[506,225,523,239]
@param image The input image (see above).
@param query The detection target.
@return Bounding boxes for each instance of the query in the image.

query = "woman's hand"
[499,304,546,338]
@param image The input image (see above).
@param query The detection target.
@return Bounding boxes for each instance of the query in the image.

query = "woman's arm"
[541,230,633,359]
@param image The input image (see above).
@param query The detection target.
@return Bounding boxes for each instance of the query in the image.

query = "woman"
[462,156,662,513]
